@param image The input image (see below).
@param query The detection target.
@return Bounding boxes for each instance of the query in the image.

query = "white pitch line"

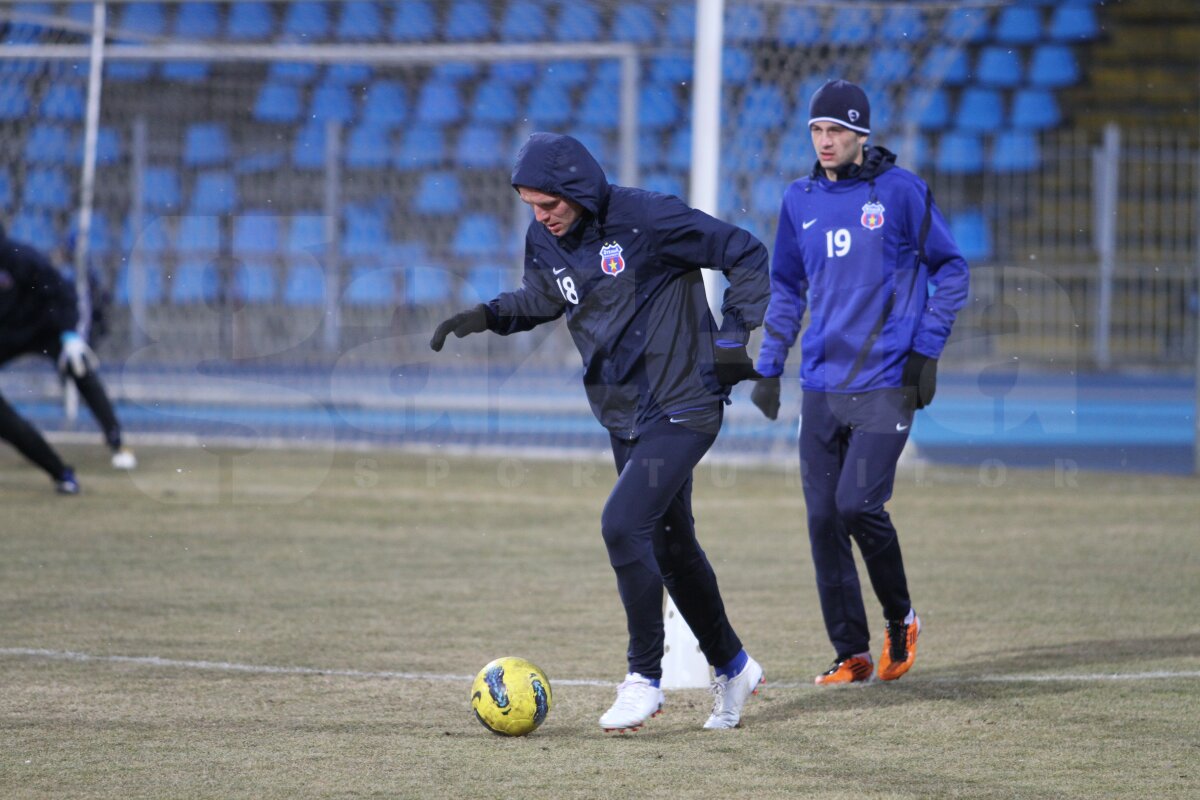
[2,648,1198,688]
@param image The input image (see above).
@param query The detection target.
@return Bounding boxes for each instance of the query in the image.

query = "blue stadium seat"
[0,84,31,119]
[325,63,372,85]
[184,123,230,167]
[827,8,871,45]
[541,60,589,87]
[286,213,328,255]
[555,0,601,41]
[490,61,539,84]
[1011,89,1061,130]
[71,212,111,256]
[452,213,506,259]
[526,82,573,127]
[993,6,1042,45]
[775,128,812,174]
[725,4,765,41]
[292,121,327,170]
[361,80,407,126]
[0,168,10,207]
[955,88,1005,133]
[1029,44,1080,88]
[412,171,463,216]
[724,131,767,171]
[776,7,820,45]
[610,2,658,43]
[637,130,662,169]
[564,129,608,169]
[117,2,166,36]
[344,265,397,307]
[663,2,695,45]
[310,82,356,122]
[470,79,519,124]
[390,0,437,41]
[456,125,507,169]
[170,259,219,304]
[9,211,57,244]
[232,214,281,254]
[283,263,325,307]
[977,46,1024,88]
[106,61,157,84]
[190,171,237,214]
[935,132,984,174]
[227,1,275,40]
[649,54,691,84]
[22,168,71,209]
[342,206,390,259]
[640,84,682,131]
[736,85,787,131]
[921,45,970,86]
[445,0,492,40]
[24,124,73,164]
[254,82,302,123]
[990,130,1041,172]
[173,2,220,39]
[576,82,619,131]
[908,88,951,130]
[235,151,286,175]
[345,124,393,169]
[723,47,753,84]
[177,216,221,253]
[500,0,549,41]
[415,80,463,125]
[268,60,319,84]
[460,263,511,304]
[950,210,992,261]
[405,265,452,305]
[125,216,171,255]
[870,48,912,84]
[235,261,276,303]
[115,262,165,305]
[641,172,684,198]
[882,6,924,42]
[40,83,85,120]
[161,62,210,82]
[93,126,121,165]
[1049,4,1099,41]
[282,1,330,39]
[750,175,787,216]
[143,166,181,211]
[336,1,383,41]
[4,3,54,44]
[941,7,990,43]
[395,126,446,170]
[665,128,691,170]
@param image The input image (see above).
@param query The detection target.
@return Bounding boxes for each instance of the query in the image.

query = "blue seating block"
[882,6,924,42]
[282,1,330,39]
[310,82,356,122]
[1049,5,1099,41]
[610,3,658,44]
[342,204,390,257]
[255,82,302,123]
[827,8,871,45]
[642,172,684,199]
[227,2,275,40]
[395,126,446,170]
[22,168,71,209]
[0,84,31,119]
[921,45,970,86]
[292,121,327,170]
[500,0,549,41]
[991,131,1041,172]
[40,83,85,120]
[1011,89,1061,130]
[993,6,1042,45]
[405,265,451,305]
[955,88,1005,133]
[161,62,210,82]
[941,7,990,43]
[1029,44,1080,88]
[470,79,519,124]
[9,211,57,244]
[526,83,572,127]
[232,214,281,254]
[415,80,463,125]
[117,2,166,36]
[736,85,787,130]
[461,264,510,304]
[170,260,219,304]
[283,263,325,307]
[235,261,277,303]
[184,122,230,167]
[935,132,984,174]
[177,215,221,253]
[977,46,1024,88]
[555,0,601,41]
[173,2,220,39]
[445,0,492,40]
[287,213,328,255]
[725,3,765,41]
[456,125,507,169]
[346,124,393,169]
[190,172,237,214]
[336,1,383,41]
[776,7,820,45]
[663,2,695,45]
[116,262,165,305]
[950,211,992,261]
[390,0,437,41]
[452,213,505,258]
[344,265,397,306]
[25,124,73,164]
[362,80,408,126]
[143,166,181,211]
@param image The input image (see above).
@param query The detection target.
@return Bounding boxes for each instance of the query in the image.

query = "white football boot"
[599,673,664,733]
[111,447,137,470]
[703,655,765,729]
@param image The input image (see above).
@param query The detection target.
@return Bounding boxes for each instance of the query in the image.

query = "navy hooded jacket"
[490,132,770,439]
[0,227,79,359]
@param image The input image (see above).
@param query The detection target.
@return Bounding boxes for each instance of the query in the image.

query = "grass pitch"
[1,444,1197,799]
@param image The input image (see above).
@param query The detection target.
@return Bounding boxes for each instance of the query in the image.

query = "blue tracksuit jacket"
[488,132,770,439]
[756,147,969,391]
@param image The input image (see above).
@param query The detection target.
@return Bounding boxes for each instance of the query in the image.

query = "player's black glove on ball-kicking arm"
[750,376,780,420]
[901,352,938,410]
[430,304,490,352]
[714,343,762,387]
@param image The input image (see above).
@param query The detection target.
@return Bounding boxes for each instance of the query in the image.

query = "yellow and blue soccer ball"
[470,657,552,736]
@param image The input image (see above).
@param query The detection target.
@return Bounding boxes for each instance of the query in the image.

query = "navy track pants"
[800,389,914,659]
[602,406,742,679]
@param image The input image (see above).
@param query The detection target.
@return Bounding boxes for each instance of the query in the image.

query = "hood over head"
[511,132,609,217]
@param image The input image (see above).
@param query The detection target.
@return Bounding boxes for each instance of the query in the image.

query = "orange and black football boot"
[878,614,921,681]
[814,654,874,686]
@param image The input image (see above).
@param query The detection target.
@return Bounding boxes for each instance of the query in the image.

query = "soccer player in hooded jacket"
[431,132,770,731]
[751,81,970,685]
[0,223,136,494]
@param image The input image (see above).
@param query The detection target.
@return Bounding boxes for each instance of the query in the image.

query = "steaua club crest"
[599,241,626,276]
[860,201,886,230]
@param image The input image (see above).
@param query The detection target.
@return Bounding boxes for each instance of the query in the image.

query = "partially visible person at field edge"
[751,80,970,686]
[430,132,771,732]
[0,221,137,494]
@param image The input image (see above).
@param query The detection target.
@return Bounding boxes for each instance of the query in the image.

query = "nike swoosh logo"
[802,219,817,230]
[896,423,909,432]
[669,417,690,424]
[552,266,568,275]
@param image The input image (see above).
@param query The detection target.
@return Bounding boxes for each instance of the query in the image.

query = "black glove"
[430,305,490,352]
[713,343,762,386]
[750,376,781,420]
[901,352,938,409]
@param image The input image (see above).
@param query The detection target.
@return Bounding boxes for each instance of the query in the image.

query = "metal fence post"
[1092,123,1120,370]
